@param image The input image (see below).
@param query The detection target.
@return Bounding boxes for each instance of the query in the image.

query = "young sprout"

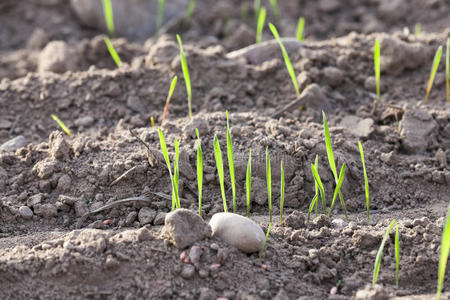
[358,141,370,224]
[255,7,266,44]
[437,204,450,300]
[266,147,272,223]
[296,17,305,41]
[173,138,180,209]
[307,155,320,221]
[328,163,346,217]
[246,149,252,217]
[446,38,449,102]
[280,161,285,223]
[311,163,326,215]
[196,129,203,216]
[158,128,180,210]
[102,0,114,37]
[214,135,228,212]
[253,0,261,22]
[51,114,72,136]
[395,223,400,287]
[374,38,381,101]
[259,222,272,259]
[163,76,178,121]
[156,0,165,36]
[176,35,192,118]
[226,111,236,213]
[269,23,301,99]
[150,116,155,127]
[104,37,121,68]
[184,0,196,24]
[373,220,399,285]
[425,46,443,103]
[414,23,421,36]
[268,0,280,22]
[323,111,348,221]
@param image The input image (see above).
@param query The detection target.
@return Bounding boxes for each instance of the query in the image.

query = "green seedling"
[266,147,272,223]
[395,223,400,286]
[253,0,261,22]
[246,149,252,217]
[358,141,370,224]
[323,111,348,221]
[162,76,178,121]
[156,0,165,35]
[51,114,72,136]
[328,163,346,216]
[446,38,449,102]
[196,129,203,216]
[240,3,248,22]
[374,38,381,101]
[256,7,266,44]
[259,222,272,258]
[214,135,228,212]
[104,37,121,68]
[150,116,155,127]
[280,161,285,223]
[102,0,114,37]
[307,155,320,221]
[437,204,450,300]
[373,220,400,285]
[311,163,326,215]
[158,128,180,210]
[176,34,192,118]
[268,0,280,22]
[183,0,196,25]
[296,17,305,41]
[226,111,236,213]
[425,46,443,103]
[174,138,180,209]
[415,23,421,36]
[269,23,301,99]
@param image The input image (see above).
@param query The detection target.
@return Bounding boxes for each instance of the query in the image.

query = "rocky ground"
[0,0,449,299]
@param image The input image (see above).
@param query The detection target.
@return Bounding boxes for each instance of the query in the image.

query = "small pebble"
[180,264,195,279]
[19,206,33,220]
[189,245,202,265]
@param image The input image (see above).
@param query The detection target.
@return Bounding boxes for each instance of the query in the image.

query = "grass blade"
[395,224,400,287]
[269,23,300,99]
[256,7,266,44]
[226,111,236,213]
[437,204,450,300]
[163,76,178,121]
[296,17,305,41]
[373,219,397,285]
[358,141,370,224]
[314,155,319,216]
[51,114,72,136]
[328,163,346,216]
[196,129,203,216]
[157,0,165,35]
[253,0,261,22]
[176,34,192,118]
[280,161,285,223]
[104,37,121,68]
[415,23,421,36]
[446,38,449,102]
[268,0,280,22]
[184,0,196,24]
[102,0,114,37]
[173,138,180,209]
[214,135,227,212]
[425,46,443,103]
[307,194,318,222]
[158,128,176,211]
[311,163,326,215]
[266,147,272,223]
[374,38,381,101]
[259,222,272,259]
[246,149,252,218]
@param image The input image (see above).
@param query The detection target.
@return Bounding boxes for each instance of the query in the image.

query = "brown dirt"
[0,0,449,299]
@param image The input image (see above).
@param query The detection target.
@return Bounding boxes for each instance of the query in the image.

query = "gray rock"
[38,41,79,73]
[125,211,138,226]
[182,117,209,139]
[323,66,344,87]
[299,83,330,111]
[400,109,438,154]
[138,207,156,225]
[153,212,167,226]
[331,218,348,229]
[180,264,196,279]
[74,116,94,127]
[199,287,217,300]
[209,212,265,253]
[56,174,72,192]
[339,116,374,138]
[27,193,44,207]
[0,136,28,152]
[162,208,211,249]
[0,120,12,129]
[19,206,33,220]
[355,284,388,300]
[32,158,59,179]
[74,200,89,217]
[189,245,202,265]
[49,132,71,159]
[34,203,58,218]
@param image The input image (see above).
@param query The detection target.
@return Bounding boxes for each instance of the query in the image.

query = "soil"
[0,0,450,299]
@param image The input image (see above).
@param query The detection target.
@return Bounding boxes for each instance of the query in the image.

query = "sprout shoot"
[437,204,450,300]
[280,161,285,223]
[425,46,443,103]
[269,23,301,99]
[268,0,280,22]
[259,222,272,259]
[446,38,449,102]
[311,163,326,215]
[184,0,196,24]
[102,0,114,37]
[256,7,266,44]
[176,34,192,118]
[173,138,180,209]
[214,135,228,212]
[150,116,155,127]
[51,114,72,136]
[196,129,203,216]
[296,17,305,41]
[415,23,421,36]
[266,147,272,223]
[246,149,252,217]
[163,76,178,121]
[395,223,400,287]
[104,37,121,68]
[156,0,165,36]
[374,38,381,101]
[226,111,236,213]
[328,163,346,216]
[373,219,398,285]
[358,141,370,224]
[253,0,261,22]
[158,128,180,210]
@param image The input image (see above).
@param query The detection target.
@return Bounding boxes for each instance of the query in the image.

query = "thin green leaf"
[184,0,196,24]
[358,141,370,224]
[156,0,165,35]
[196,129,203,216]
[314,155,319,216]
[176,34,192,118]
[425,46,443,103]
[104,37,121,68]
[102,0,114,37]
[51,114,72,136]
[268,0,280,22]
[280,161,285,223]
[214,135,227,212]
[446,38,449,103]
[253,0,261,22]
[246,149,252,218]
[414,23,421,36]
[311,163,326,215]
[158,128,176,211]
[374,38,381,101]
[259,222,272,259]
[437,204,450,300]
[266,147,272,223]
[373,219,397,285]
[269,23,300,99]
[226,111,236,213]
[395,224,400,287]
[329,163,346,216]
[173,138,180,209]
[163,76,178,121]
[296,17,305,41]
[307,194,318,222]
[256,7,266,44]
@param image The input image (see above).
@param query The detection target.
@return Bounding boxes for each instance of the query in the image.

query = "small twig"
[272,97,301,118]
[110,165,138,186]
[129,128,158,167]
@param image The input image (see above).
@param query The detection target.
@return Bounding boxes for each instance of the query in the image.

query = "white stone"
[209,213,265,253]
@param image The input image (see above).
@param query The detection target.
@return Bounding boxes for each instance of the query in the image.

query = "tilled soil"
[0,0,449,299]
